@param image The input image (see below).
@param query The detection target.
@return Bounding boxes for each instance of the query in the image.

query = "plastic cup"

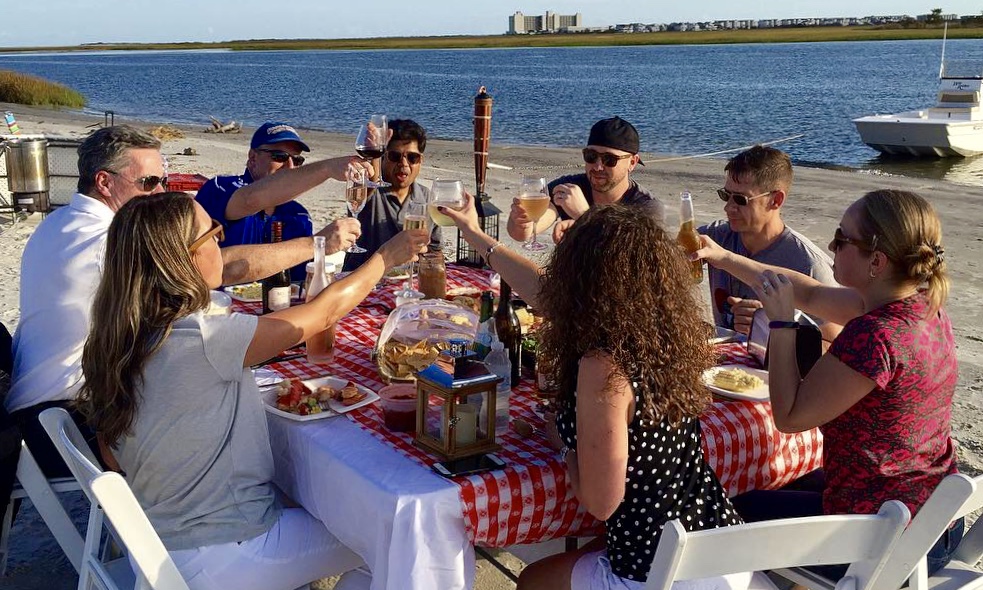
[379,384,418,433]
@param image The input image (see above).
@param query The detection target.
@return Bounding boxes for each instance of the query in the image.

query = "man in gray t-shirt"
[699,146,838,339]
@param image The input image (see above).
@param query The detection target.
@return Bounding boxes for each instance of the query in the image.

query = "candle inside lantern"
[455,403,478,445]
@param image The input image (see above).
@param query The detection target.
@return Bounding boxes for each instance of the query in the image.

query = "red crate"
[167,173,208,193]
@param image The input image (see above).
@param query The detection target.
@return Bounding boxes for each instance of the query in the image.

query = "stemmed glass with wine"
[394,194,429,304]
[427,179,466,250]
[355,114,390,189]
[345,168,369,254]
[518,176,551,251]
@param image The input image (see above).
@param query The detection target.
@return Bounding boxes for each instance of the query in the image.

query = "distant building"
[508,11,583,34]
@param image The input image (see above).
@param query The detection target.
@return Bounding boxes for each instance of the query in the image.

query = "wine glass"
[518,176,550,251]
[394,195,428,303]
[355,115,390,189]
[428,179,466,251]
[345,169,369,254]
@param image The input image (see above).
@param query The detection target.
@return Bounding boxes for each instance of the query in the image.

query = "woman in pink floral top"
[696,189,961,576]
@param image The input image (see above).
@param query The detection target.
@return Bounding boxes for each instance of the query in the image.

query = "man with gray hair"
[7,125,349,478]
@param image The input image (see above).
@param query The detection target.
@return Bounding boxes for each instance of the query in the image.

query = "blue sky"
[1,1,978,48]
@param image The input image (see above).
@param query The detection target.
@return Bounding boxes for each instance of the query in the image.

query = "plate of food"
[262,376,378,420]
[225,282,263,302]
[702,365,770,403]
[382,267,411,281]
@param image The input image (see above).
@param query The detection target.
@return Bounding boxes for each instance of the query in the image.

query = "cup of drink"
[379,383,418,433]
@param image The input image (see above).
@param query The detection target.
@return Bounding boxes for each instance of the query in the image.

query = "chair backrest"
[38,407,103,499]
[90,472,189,590]
[644,500,911,590]
[870,473,983,590]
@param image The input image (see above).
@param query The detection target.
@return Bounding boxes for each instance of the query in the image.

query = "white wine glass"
[345,169,369,254]
[519,176,550,252]
[428,179,466,252]
[394,196,428,303]
[355,115,390,189]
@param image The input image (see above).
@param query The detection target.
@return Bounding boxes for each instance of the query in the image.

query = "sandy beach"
[1,104,981,589]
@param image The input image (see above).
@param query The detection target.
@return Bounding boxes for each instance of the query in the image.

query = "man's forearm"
[225,158,344,220]
[220,237,314,285]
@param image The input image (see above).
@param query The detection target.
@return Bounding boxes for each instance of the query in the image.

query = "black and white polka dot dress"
[556,381,742,582]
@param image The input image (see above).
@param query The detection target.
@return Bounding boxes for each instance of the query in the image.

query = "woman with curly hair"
[78,192,428,590]
[696,189,961,576]
[439,198,748,590]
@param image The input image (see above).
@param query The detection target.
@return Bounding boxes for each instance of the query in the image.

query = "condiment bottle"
[677,191,704,284]
[417,251,446,300]
[305,236,336,364]
[495,279,522,385]
[261,221,291,314]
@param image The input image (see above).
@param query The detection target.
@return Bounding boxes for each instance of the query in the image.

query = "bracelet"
[484,242,503,263]
[559,447,573,462]
[768,320,800,330]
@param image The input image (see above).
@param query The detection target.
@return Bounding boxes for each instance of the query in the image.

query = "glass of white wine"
[519,176,551,252]
[394,196,428,304]
[428,179,465,252]
[345,169,369,254]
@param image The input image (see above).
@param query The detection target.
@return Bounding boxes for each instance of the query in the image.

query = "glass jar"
[417,252,446,300]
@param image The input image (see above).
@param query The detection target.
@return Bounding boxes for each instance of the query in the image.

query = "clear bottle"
[305,236,336,364]
[677,191,704,284]
[483,339,512,438]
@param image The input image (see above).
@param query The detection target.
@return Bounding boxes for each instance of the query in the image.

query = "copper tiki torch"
[457,86,501,266]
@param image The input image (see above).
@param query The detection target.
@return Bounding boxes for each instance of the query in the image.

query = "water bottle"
[483,340,512,438]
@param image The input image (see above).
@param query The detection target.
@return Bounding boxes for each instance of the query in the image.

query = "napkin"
[254,367,284,387]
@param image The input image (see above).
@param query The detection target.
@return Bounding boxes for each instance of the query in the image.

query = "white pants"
[571,550,752,590]
[166,508,369,590]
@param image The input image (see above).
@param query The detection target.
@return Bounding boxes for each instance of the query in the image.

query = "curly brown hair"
[536,205,714,424]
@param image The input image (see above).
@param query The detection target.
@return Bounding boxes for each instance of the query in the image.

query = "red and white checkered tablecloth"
[244,265,824,547]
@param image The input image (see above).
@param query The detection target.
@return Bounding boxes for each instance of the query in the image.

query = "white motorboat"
[854,70,983,157]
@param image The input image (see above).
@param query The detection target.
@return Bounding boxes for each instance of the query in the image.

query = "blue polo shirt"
[196,170,312,282]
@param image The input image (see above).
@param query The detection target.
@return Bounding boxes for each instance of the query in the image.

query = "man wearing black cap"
[196,122,370,281]
[506,116,663,243]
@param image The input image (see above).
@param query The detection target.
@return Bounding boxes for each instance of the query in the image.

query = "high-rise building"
[508,11,583,34]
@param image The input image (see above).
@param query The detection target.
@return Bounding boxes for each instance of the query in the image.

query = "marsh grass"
[0,70,86,108]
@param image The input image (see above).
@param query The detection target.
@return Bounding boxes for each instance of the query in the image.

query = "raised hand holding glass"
[518,176,550,252]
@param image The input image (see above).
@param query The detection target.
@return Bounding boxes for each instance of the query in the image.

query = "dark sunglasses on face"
[582,148,633,168]
[106,171,168,192]
[258,149,305,166]
[385,150,423,165]
[189,219,225,253]
[832,227,874,252]
[716,187,772,207]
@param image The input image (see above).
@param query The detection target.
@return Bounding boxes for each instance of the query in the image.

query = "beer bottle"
[261,221,292,314]
[495,280,522,385]
[677,191,704,284]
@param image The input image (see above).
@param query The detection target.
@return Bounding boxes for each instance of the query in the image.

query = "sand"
[1,105,981,589]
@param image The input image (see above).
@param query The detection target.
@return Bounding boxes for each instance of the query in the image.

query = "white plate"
[382,270,410,281]
[261,376,379,421]
[703,365,770,403]
[225,282,263,302]
[253,367,285,387]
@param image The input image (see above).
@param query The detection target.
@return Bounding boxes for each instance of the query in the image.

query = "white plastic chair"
[39,406,187,590]
[644,500,911,590]
[775,473,983,590]
[0,439,84,575]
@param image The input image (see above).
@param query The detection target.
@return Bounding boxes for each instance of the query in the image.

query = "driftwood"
[205,116,242,134]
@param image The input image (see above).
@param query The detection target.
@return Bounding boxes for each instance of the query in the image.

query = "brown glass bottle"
[495,279,522,384]
[261,221,291,314]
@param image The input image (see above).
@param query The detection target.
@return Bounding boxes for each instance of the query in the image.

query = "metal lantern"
[457,86,501,267]
[414,349,502,460]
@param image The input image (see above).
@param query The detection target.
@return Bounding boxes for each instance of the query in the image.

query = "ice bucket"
[4,138,50,213]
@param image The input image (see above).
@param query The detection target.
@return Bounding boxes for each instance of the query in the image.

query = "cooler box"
[168,173,208,193]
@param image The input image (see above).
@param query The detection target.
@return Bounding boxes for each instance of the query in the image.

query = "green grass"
[0,25,980,53]
[0,70,86,107]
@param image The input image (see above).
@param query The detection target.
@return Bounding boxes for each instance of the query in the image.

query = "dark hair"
[725,145,793,193]
[537,205,714,425]
[79,192,210,445]
[77,125,161,194]
[854,189,949,315]
[388,119,427,153]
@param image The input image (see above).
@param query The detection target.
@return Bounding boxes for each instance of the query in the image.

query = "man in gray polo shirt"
[700,145,839,340]
[343,119,439,270]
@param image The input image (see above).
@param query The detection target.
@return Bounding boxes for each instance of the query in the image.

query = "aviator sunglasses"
[385,150,423,165]
[582,148,633,167]
[716,187,772,207]
[106,171,168,192]
[189,219,225,253]
[258,149,305,166]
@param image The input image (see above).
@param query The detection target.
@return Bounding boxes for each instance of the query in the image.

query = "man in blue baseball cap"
[196,122,371,281]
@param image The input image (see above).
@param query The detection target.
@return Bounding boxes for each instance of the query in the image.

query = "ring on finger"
[762,280,772,290]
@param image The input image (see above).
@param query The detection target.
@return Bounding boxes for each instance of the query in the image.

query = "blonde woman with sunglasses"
[78,192,429,590]
[695,189,961,579]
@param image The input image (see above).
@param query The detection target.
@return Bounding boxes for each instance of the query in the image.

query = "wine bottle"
[261,221,292,314]
[494,279,522,385]
[677,191,704,284]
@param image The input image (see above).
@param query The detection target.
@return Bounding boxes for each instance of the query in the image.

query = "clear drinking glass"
[394,195,428,302]
[345,169,369,254]
[428,179,466,252]
[355,114,390,189]
[518,176,550,251]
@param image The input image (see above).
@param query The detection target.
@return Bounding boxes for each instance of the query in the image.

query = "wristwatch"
[768,320,800,330]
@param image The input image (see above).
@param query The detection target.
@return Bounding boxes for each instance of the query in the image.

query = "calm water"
[3,41,983,183]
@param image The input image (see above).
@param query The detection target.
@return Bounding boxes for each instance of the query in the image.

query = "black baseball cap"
[587,117,643,164]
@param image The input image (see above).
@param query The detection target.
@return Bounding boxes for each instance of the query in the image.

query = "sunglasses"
[189,219,225,253]
[832,227,875,252]
[107,171,168,192]
[582,148,633,167]
[258,149,305,166]
[385,150,423,165]
[716,187,772,207]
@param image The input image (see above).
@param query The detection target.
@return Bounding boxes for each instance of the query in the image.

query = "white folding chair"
[0,439,84,575]
[39,407,188,590]
[644,500,910,590]
[775,474,983,590]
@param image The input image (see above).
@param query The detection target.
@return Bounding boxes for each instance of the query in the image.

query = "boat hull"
[853,113,983,157]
